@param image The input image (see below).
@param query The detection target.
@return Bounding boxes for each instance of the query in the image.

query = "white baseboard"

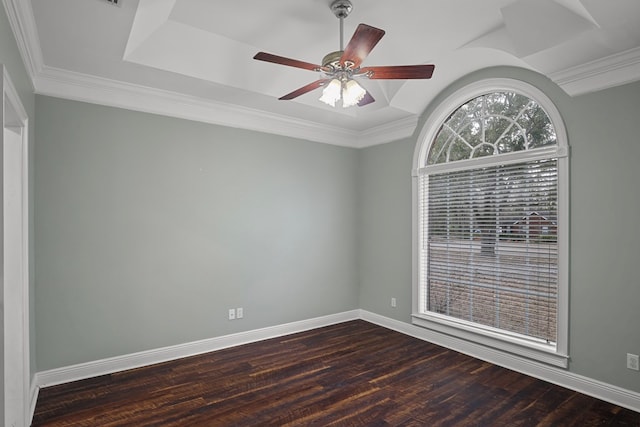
[359,310,640,413]
[33,309,639,416]
[35,310,360,388]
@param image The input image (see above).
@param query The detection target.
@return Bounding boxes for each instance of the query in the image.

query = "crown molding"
[550,46,640,96]
[355,115,419,148]
[33,65,419,148]
[34,65,367,147]
[2,0,42,89]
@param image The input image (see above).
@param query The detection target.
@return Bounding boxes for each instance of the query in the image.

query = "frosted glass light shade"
[342,79,366,108]
[319,79,342,107]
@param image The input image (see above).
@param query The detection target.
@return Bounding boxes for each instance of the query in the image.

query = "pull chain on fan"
[253,0,434,108]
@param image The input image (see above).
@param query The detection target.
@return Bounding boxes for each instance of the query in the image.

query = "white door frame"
[2,65,30,427]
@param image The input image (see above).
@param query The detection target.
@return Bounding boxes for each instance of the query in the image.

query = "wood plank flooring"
[32,320,639,426]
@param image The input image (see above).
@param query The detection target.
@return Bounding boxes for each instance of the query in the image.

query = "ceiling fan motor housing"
[322,51,343,68]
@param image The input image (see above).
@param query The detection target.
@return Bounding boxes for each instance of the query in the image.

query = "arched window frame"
[411,78,569,367]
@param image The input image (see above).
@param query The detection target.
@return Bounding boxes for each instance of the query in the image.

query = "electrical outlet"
[236,307,244,319]
[627,353,639,371]
[391,297,397,308]
[228,308,236,320]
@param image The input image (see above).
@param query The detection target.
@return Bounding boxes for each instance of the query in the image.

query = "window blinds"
[420,158,558,343]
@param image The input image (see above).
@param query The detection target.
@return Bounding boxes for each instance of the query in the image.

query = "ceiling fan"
[253,0,435,108]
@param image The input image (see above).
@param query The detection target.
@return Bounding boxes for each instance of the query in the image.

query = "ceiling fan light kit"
[253,0,435,108]
[319,78,367,108]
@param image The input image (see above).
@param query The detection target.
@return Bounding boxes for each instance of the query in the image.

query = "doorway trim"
[2,65,30,427]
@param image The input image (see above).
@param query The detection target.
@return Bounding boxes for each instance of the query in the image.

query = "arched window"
[412,79,569,367]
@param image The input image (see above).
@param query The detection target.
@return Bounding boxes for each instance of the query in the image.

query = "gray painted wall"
[0,4,37,380]
[357,136,414,318]
[358,67,640,393]
[34,96,359,370]
[566,81,640,392]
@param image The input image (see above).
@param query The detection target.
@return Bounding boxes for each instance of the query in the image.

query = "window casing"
[412,79,569,367]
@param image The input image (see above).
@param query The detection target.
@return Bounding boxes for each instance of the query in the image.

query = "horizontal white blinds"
[421,159,558,343]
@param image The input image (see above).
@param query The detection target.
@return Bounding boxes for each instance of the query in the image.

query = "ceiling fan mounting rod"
[330,0,353,51]
[340,15,344,50]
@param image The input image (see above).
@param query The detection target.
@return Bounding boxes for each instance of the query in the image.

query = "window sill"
[412,312,569,368]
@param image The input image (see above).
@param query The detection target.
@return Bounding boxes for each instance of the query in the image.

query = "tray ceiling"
[7,0,640,146]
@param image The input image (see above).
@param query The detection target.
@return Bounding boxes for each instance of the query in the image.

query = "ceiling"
[7,0,640,147]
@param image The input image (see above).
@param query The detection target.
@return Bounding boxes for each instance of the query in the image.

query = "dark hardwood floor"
[32,320,639,426]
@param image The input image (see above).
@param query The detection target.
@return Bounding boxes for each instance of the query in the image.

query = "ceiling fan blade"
[360,64,435,79]
[254,52,320,71]
[340,24,385,69]
[279,79,330,100]
[357,91,375,107]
